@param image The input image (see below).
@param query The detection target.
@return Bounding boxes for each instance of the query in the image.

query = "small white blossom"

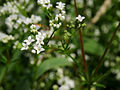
[61,10,66,15]
[55,14,65,21]
[30,24,36,29]
[31,29,38,33]
[13,41,19,49]
[24,36,35,45]
[59,85,69,90]
[31,15,41,23]
[37,0,52,9]
[34,44,45,54]
[31,49,36,53]
[21,43,29,50]
[76,15,85,22]
[58,76,75,89]
[49,20,54,26]
[0,32,15,43]
[46,4,52,9]
[36,32,45,45]
[56,2,65,10]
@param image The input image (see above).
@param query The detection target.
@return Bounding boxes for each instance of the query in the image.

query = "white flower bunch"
[21,24,52,54]
[0,1,19,15]
[48,2,66,29]
[37,0,52,9]
[0,0,35,15]
[0,0,40,34]
[52,68,75,90]
[58,76,75,90]
[21,34,45,54]
[5,14,41,33]
[37,0,66,29]
[0,32,14,43]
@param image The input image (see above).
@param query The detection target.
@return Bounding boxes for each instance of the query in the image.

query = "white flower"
[57,23,62,28]
[59,85,70,90]
[56,2,65,10]
[65,79,74,88]
[59,14,65,21]
[34,44,45,54]
[24,18,32,25]
[37,0,52,9]
[55,14,65,21]
[36,32,45,45]
[31,49,36,53]
[0,32,14,43]
[31,29,37,33]
[58,76,74,88]
[38,0,50,4]
[36,39,44,45]
[13,41,19,49]
[61,10,66,15]
[31,15,41,23]
[49,20,54,26]
[55,14,59,21]
[46,4,52,9]
[76,15,85,22]
[24,36,35,45]
[30,24,36,29]
[9,35,15,40]
[21,43,29,50]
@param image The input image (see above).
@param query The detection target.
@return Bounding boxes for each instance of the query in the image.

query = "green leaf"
[92,83,105,88]
[96,70,111,82]
[84,38,104,56]
[35,57,72,79]
[0,54,7,63]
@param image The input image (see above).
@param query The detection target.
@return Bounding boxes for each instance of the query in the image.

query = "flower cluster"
[0,1,19,15]
[21,35,45,54]
[21,25,44,54]
[5,14,41,33]
[37,0,52,9]
[52,68,75,90]
[21,24,52,54]
[49,2,66,29]
[0,32,14,43]
[0,0,34,15]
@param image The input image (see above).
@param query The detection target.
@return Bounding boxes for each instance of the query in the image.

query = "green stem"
[46,29,56,44]
[66,53,78,66]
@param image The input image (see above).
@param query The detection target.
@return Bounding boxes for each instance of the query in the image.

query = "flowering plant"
[0,0,120,90]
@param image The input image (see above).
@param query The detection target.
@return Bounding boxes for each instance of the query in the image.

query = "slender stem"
[93,22,120,76]
[46,29,56,44]
[73,0,88,78]
[66,53,78,66]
